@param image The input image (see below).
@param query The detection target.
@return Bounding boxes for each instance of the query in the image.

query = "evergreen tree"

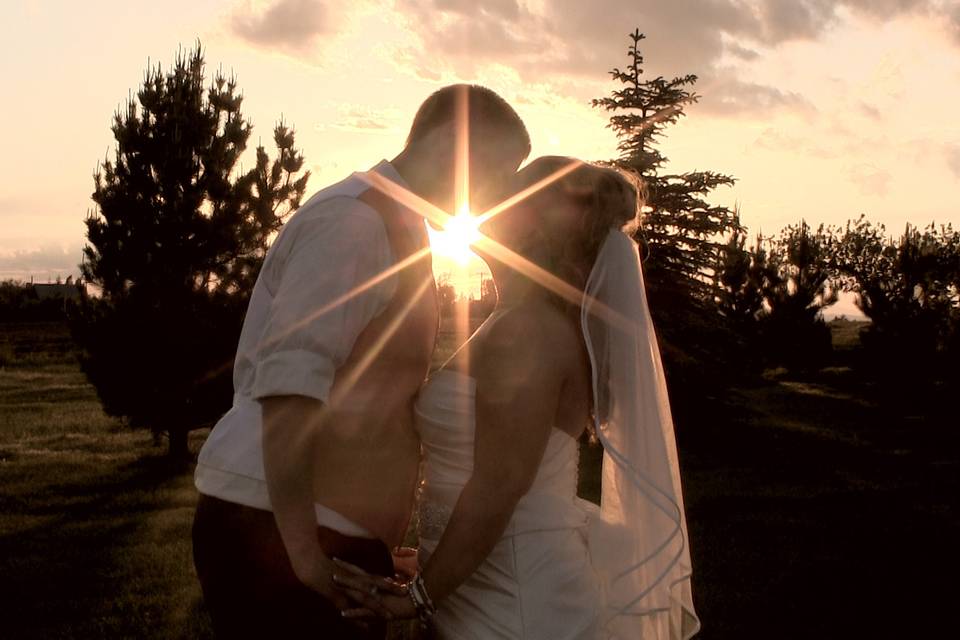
[715,219,776,332]
[72,43,309,458]
[592,29,743,390]
[593,30,741,310]
[761,220,838,369]
[835,215,959,383]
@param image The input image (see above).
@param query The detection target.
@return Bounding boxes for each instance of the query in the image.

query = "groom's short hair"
[406,84,531,158]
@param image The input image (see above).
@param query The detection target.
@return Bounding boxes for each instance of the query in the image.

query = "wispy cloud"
[230,0,332,52]
[846,163,893,197]
[753,127,838,159]
[313,104,404,134]
[698,75,817,117]
[0,244,85,283]
[389,0,955,116]
[332,104,402,133]
[858,101,882,120]
[946,145,960,178]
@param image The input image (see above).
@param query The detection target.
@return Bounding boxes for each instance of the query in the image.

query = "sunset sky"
[3,1,960,317]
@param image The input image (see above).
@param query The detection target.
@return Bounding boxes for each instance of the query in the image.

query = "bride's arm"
[333,307,572,617]
[418,307,567,603]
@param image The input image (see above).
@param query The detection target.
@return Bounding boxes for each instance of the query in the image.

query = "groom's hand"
[290,544,351,610]
[260,395,350,610]
[332,558,415,621]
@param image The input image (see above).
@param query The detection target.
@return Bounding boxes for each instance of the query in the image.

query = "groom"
[191,85,530,638]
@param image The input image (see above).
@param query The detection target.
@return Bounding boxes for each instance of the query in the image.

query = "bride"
[333,157,700,639]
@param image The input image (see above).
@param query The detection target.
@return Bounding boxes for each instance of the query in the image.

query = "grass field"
[1,320,957,638]
[0,322,212,638]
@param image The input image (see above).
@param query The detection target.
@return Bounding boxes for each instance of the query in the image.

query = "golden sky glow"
[3,1,960,318]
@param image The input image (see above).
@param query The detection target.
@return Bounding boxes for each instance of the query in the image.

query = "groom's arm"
[250,201,394,599]
[262,394,349,606]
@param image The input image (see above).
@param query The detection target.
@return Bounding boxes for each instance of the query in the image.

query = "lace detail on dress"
[418,500,453,540]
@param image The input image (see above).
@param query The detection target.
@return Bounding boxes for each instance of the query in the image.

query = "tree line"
[58,34,957,457]
[598,29,959,396]
[0,277,85,323]
[717,217,959,377]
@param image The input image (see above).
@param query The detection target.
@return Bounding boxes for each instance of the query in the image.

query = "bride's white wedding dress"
[412,230,700,640]
[414,368,604,640]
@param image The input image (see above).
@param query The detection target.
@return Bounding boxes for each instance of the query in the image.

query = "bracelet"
[406,585,424,625]
[406,572,437,627]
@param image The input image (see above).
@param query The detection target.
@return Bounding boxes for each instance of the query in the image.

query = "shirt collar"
[367,159,409,190]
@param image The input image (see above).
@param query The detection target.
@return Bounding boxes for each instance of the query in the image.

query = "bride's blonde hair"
[509,157,643,435]
[514,156,643,292]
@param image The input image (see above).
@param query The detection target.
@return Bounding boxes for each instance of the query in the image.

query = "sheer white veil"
[580,228,700,639]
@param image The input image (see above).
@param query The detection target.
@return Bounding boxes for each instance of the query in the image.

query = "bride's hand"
[332,558,416,620]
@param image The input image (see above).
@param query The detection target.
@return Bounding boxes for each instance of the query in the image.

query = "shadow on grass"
[0,450,212,639]
[677,378,959,639]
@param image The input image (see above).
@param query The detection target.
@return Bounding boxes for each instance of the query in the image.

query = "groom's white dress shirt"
[194,161,407,538]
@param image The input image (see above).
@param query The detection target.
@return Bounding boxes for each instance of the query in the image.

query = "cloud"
[946,145,960,178]
[725,40,762,61]
[395,0,747,81]
[325,104,403,133]
[389,0,951,115]
[230,0,331,51]
[0,196,21,216]
[846,163,893,196]
[859,101,882,120]
[697,75,817,117]
[947,2,960,44]
[752,0,944,43]
[753,0,836,43]
[753,127,838,159]
[0,244,85,282]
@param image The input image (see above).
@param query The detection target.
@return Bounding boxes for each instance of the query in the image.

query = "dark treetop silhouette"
[73,43,308,458]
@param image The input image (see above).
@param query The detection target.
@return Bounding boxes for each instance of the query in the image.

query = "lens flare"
[208,113,625,398]
[430,206,481,265]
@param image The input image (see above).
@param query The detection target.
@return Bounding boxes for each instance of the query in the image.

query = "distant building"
[31,282,86,301]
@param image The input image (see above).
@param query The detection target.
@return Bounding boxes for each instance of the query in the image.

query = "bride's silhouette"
[335,158,699,639]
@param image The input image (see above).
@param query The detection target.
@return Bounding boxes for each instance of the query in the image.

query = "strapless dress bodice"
[414,369,589,540]
[412,369,604,640]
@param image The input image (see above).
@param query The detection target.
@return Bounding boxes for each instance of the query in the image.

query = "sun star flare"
[429,207,482,266]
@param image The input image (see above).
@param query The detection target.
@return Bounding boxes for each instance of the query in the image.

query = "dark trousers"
[192,493,394,639]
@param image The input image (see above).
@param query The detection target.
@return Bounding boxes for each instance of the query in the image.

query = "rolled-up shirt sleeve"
[249,199,394,404]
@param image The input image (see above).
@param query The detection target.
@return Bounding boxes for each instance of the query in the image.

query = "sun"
[428,203,481,266]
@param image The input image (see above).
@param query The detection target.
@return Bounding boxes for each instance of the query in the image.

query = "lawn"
[0,320,956,638]
[0,322,212,639]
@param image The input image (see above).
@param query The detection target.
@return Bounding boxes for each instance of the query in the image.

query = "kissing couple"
[192,84,700,640]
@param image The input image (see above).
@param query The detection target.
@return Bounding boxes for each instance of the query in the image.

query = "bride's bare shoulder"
[479,302,580,374]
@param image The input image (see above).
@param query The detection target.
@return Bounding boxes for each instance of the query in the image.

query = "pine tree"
[214,120,310,297]
[715,218,776,331]
[761,220,838,369]
[835,215,959,383]
[593,30,741,310]
[592,29,743,390]
[72,43,309,458]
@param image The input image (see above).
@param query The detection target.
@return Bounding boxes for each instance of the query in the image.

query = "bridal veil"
[580,228,700,639]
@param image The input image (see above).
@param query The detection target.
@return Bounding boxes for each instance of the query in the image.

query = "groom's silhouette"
[192,85,530,638]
